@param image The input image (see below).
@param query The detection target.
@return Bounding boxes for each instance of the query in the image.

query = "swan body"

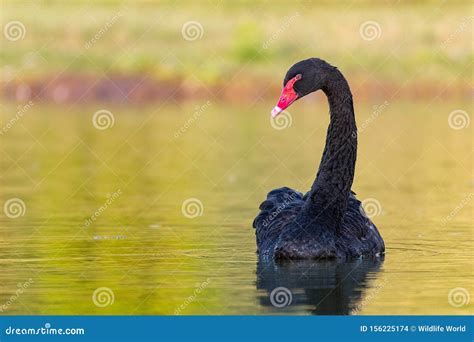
[253,58,385,260]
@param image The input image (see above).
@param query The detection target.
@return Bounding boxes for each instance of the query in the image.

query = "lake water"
[0,99,472,315]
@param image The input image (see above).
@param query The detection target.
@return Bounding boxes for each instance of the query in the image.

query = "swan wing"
[253,187,305,254]
[340,192,385,255]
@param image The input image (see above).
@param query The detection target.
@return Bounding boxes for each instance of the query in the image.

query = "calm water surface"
[1,100,472,315]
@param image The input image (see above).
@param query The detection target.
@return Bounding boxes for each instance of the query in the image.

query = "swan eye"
[286,74,302,88]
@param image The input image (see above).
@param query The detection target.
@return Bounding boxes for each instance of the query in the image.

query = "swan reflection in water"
[256,257,384,315]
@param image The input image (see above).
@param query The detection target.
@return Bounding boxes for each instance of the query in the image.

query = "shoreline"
[1,74,471,104]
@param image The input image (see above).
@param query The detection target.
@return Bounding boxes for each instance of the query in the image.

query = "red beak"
[271,74,301,117]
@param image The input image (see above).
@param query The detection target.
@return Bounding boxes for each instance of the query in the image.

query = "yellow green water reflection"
[0,100,472,315]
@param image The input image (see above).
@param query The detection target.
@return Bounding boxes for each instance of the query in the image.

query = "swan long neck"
[302,69,357,230]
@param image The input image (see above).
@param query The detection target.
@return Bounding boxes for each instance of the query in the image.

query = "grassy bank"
[1,0,472,91]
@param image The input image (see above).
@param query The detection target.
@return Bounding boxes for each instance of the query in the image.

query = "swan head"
[271,58,333,117]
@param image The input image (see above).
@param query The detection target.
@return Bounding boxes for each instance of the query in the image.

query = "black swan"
[253,58,385,260]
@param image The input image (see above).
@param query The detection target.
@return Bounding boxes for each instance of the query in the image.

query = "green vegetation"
[1,0,472,86]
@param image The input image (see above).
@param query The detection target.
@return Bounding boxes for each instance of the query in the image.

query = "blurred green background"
[0,1,472,315]
[1,0,472,96]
